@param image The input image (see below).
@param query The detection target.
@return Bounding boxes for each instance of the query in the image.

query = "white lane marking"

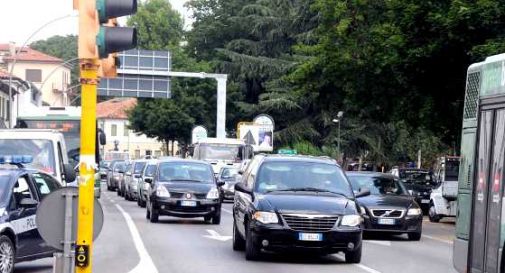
[115,204,159,273]
[203,229,232,241]
[365,240,391,247]
[222,208,233,214]
[355,264,383,273]
[422,235,453,245]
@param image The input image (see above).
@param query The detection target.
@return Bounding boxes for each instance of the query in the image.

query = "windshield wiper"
[167,179,207,183]
[267,187,348,197]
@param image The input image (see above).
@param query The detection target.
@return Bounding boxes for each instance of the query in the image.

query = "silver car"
[124,160,148,201]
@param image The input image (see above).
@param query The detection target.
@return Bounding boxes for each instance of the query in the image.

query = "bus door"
[470,105,505,273]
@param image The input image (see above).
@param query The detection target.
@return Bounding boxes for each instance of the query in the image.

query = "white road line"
[222,208,233,214]
[422,235,453,245]
[115,204,159,273]
[365,240,391,247]
[355,264,383,273]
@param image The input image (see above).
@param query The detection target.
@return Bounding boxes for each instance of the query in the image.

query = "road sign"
[36,187,104,250]
[278,149,297,155]
[75,245,89,267]
[192,126,208,144]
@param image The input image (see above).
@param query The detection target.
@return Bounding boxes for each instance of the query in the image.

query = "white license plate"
[421,199,430,204]
[378,218,396,225]
[180,201,197,207]
[298,233,323,241]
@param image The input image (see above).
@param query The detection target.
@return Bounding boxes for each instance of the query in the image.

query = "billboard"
[238,115,274,152]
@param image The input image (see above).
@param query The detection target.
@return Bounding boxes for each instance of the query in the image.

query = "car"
[145,158,224,224]
[99,161,111,181]
[124,160,148,201]
[390,167,437,212]
[116,162,129,197]
[0,155,64,272]
[106,160,124,191]
[232,154,369,262]
[346,172,423,241]
[217,166,240,201]
[137,160,157,208]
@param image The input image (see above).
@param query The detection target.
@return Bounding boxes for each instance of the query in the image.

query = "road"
[15,187,457,273]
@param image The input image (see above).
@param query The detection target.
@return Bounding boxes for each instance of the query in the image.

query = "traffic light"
[96,0,137,58]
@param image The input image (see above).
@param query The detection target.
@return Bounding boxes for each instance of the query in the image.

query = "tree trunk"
[165,139,170,156]
[171,140,175,156]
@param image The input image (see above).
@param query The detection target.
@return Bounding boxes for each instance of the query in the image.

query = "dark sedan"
[233,154,369,262]
[217,166,239,201]
[392,168,437,212]
[347,172,423,241]
[145,159,224,224]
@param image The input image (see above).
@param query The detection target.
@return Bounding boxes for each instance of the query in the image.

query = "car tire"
[0,235,15,273]
[117,188,121,196]
[140,198,147,208]
[204,216,212,222]
[428,205,441,223]
[245,225,261,261]
[212,212,221,225]
[146,204,151,220]
[137,196,142,207]
[408,231,422,241]
[150,203,159,223]
[345,243,362,264]
[233,220,245,251]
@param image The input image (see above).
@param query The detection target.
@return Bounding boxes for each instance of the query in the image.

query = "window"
[155,150,161,157]
[146,150,152,156]
[13,176,34,205]
[33,173,61,198]
[124,125,129,136]
[25,69,42,82]
[135,150,141,159]
[111,124,117,136]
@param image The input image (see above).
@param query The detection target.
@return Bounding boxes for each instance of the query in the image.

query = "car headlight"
[206,187,220,199]
[156,186,170,198]
[341,215,363,227]
[407,208,422,216]
[360,206,367,214]
[252,211,279,224]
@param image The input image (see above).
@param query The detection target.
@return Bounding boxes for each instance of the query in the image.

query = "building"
[0,43,71,107]
[97,98,172,159]
[0,68,42,128]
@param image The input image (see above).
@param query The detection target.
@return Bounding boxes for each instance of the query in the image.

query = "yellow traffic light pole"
[76,59,99,273]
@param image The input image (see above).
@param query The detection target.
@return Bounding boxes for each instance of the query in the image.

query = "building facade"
[0,43,71,107]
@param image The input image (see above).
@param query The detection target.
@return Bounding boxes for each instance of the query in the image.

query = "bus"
[454,53,505,273]
[192,138,254,174]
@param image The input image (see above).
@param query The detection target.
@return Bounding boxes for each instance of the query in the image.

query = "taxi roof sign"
[277,149,297,155]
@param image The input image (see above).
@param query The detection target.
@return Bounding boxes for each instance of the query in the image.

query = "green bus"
[454,53,505,273]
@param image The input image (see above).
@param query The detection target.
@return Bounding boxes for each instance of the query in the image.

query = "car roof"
[261,154,337,165]
[347,171,396,179]
[158,158,211,165]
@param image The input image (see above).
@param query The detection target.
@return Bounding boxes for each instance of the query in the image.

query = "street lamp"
[332,111,344,161]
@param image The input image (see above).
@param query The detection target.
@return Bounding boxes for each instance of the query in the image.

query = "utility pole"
[75,0,137,272]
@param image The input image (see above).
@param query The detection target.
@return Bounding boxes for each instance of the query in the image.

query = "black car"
[391,168,437,212]
[232,155,369,262]
[145,159,224,224]
[347,172,423,241]
[217,166,240,201]
[0,156,64,273]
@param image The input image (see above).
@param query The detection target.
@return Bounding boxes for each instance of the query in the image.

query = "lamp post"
[332,111,344,162]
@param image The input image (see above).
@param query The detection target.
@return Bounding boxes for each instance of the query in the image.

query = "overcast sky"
[0,0,191,45]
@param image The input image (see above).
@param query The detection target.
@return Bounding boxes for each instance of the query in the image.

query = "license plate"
[298,233,323,241]
[378,218,396,225]
[421,199,430,204]
[180,201,197,207]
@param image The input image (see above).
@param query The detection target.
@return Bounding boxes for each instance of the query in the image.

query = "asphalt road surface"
[15,187,457,273]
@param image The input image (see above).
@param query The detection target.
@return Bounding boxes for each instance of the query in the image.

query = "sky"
[0,0,191,45]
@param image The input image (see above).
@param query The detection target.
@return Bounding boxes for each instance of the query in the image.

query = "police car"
[0,155,63,273]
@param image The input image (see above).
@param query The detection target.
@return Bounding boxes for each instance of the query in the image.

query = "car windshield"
[200,144,239,161]
[445,161,460,181]
[145,164,157,177]
[255,161,353,197]
[134,162,147,174]
[348,175,407,195]
[158,162,214,183]
[0,139,56,175]
[0,174,11,204]
[400,171,433,184]
[221,168,238,179]
[114,162,125,172]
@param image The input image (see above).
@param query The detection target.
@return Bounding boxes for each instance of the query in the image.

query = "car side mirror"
[19,198,38,208]
[144,177,153,184]
[217,181,225,187]
[235,182,252,195]
[134,174,141,179]
[64,163,76,183]
[355,188,371,198]
[238,170,244,175]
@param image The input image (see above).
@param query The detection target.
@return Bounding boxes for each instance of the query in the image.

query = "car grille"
[281,214,338,232]
[371,209,405,218]
[170,192,207,200]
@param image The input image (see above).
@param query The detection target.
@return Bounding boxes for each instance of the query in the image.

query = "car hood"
[161,181,214,194]
[356,194,415,209]
[403,183,433,193]
[257,193,355,215]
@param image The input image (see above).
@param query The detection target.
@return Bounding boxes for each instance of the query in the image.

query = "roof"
[196,138,245,145]
[0,45,63,63]
[262,154,337,165]
[96,98,137,120]
[158,158,212,166]
[346,171,396,178]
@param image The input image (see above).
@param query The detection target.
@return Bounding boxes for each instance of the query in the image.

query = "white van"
[192,138,253,174]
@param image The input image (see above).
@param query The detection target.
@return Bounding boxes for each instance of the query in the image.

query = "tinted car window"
[400,171,433,184]
[348,176,407,195]
[134,162,147,174]
[255,161,353,196]
[221,168,238,179]
[114,162,125,172]
[32,172,60,198]
[158,162,214,183]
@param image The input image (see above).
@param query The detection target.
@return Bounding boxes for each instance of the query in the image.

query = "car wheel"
[140,198,147,208]
[137,196,142,207]
[428,205,441,223]
[233,220,245,251]
[117,188,121,196]
[146,203,151,220]
[345,243,362,263]
[245,224,261,260]
[212,212,221,225]
[0,235,15,273]
[150,203,159,223]
[408,231,422,241]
